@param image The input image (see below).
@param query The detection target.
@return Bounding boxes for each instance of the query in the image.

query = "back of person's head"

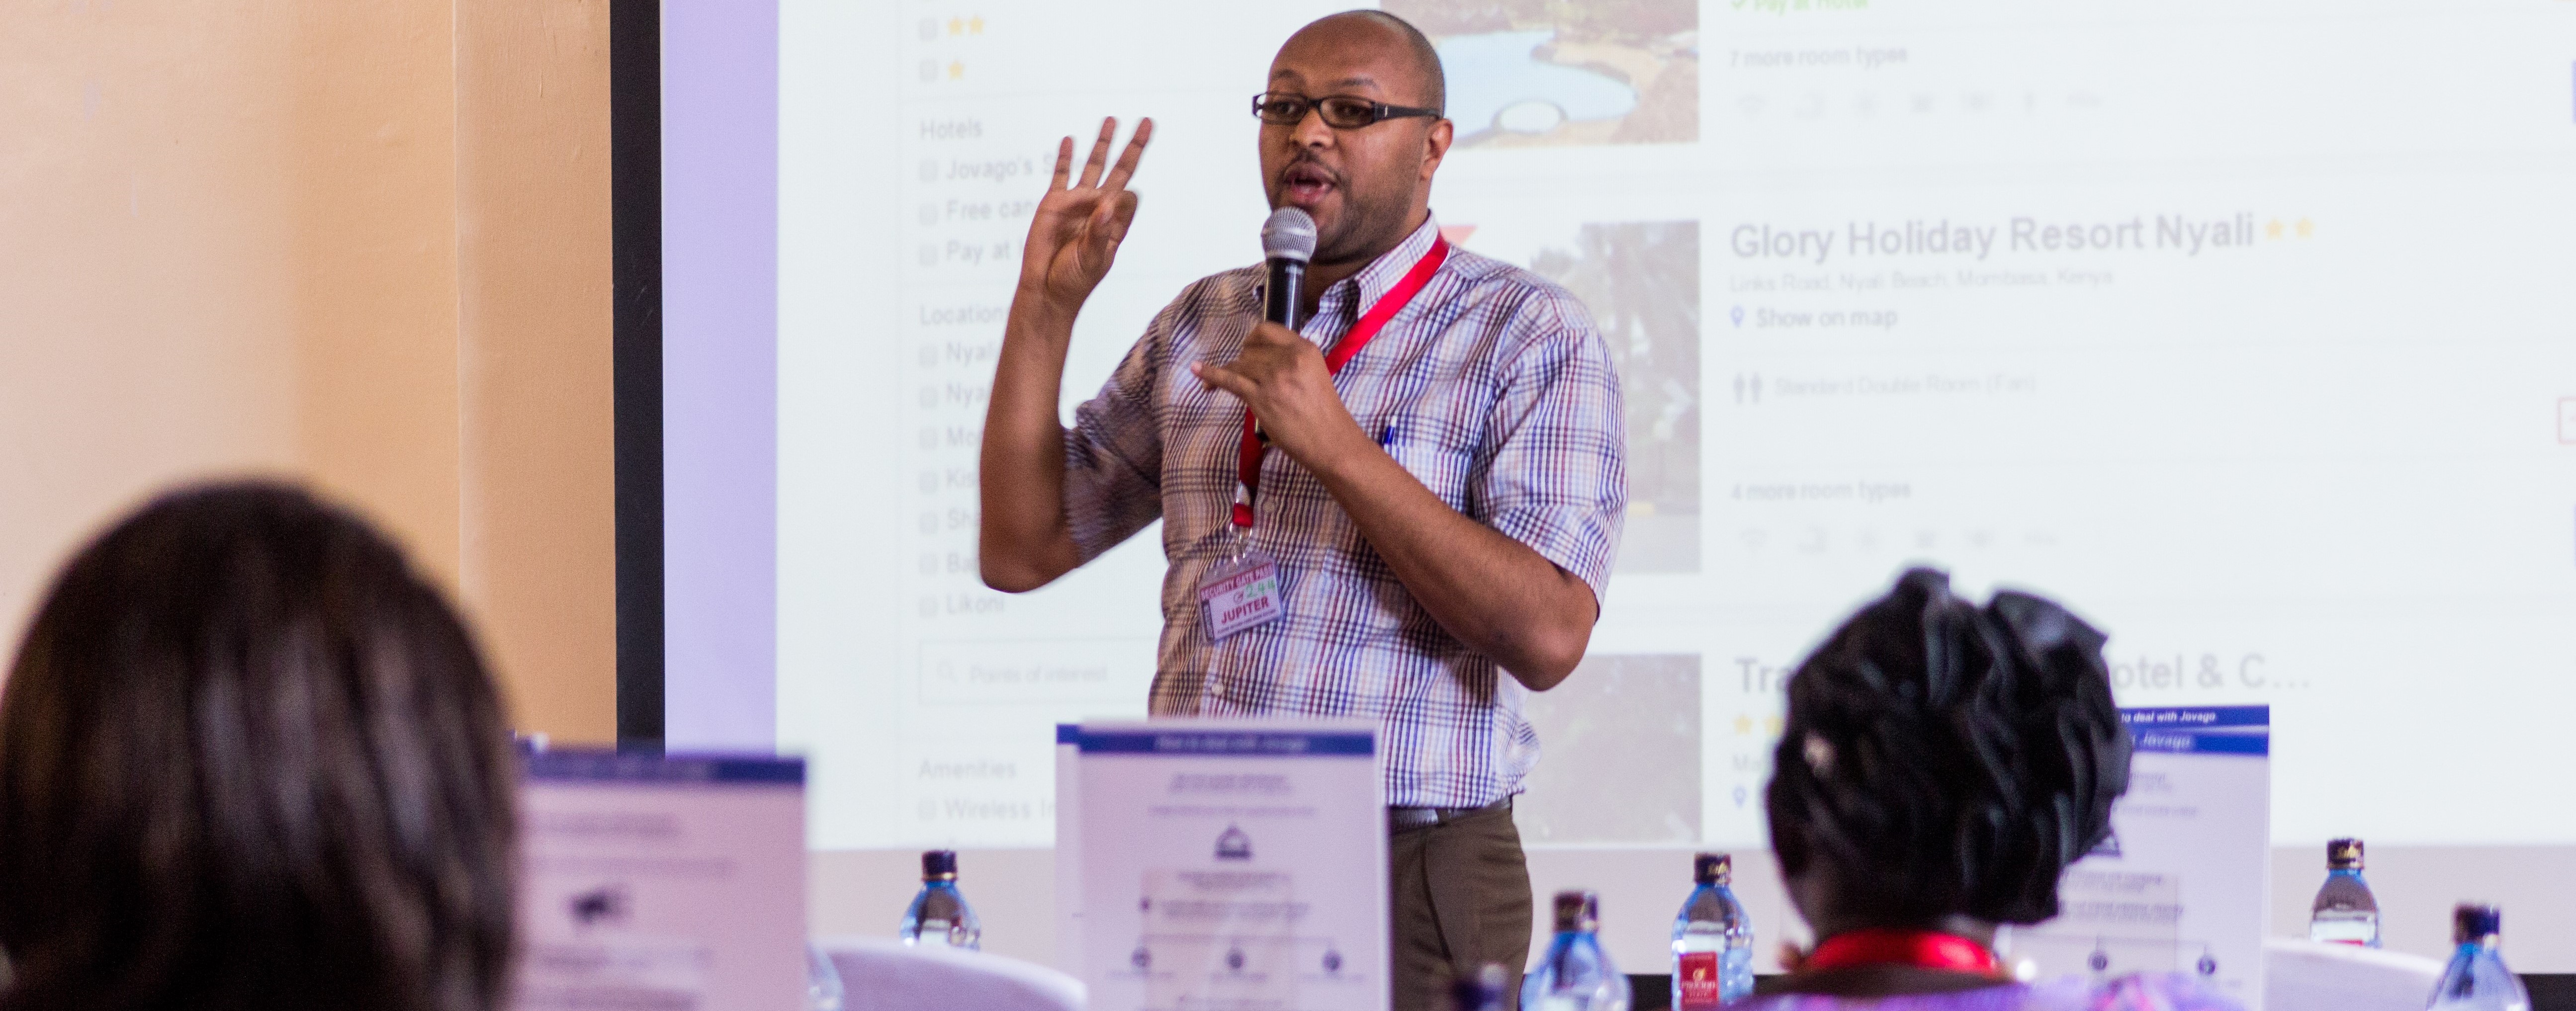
[1766,568,2130,927]
[0,481,518,1011]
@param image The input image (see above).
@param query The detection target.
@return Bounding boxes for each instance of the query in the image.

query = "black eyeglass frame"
[1250,91,1445,129]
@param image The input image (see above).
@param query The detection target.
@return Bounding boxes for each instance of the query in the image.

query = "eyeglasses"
[1250,91,1443,129]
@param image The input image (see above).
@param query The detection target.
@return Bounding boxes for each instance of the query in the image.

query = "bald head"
[1283,10,1445,114]
[1261,8,1454,274]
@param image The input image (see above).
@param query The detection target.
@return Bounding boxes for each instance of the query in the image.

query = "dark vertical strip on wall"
[611,0,665,746]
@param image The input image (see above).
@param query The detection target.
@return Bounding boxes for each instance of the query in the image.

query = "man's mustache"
[1277,156,1344,187]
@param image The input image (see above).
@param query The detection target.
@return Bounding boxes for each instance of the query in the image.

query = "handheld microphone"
[1261,207,1317,332]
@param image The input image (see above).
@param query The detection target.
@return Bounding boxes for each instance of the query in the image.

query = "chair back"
[2264,936,2446,1011]
[816,935,1085,1011]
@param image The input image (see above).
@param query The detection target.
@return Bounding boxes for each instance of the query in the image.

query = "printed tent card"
[1999,706,2271,1008]
[1064,720,1390,1011]
[514,751,807,1011]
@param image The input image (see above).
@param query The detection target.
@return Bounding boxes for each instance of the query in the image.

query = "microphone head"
[1261,207,1317,263]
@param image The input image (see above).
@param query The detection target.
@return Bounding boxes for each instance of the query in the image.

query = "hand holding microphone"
[1195,207,1368,465]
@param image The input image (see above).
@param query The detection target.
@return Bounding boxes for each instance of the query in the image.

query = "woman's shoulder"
[1730,974,2245,1011]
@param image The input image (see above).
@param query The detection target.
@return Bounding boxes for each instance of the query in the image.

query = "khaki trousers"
[1387,803,1534,1011]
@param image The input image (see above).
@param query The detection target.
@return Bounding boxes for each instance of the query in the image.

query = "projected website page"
[768,0,2576,860]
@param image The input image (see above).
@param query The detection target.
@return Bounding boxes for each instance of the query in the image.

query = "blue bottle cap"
[2326,838,2364,871]
[1695,852,1733,886]
[1552,890,1600,932]
[922,849,959,880]
[2453,904,2501,943]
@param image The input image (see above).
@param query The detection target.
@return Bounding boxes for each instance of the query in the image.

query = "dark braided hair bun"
[1765,568,2131,926]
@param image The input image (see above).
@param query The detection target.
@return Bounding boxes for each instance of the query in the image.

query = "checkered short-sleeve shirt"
[1061,216,1626,809]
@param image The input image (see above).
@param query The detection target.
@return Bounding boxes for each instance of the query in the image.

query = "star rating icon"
[948,14,986,34]
[947,16,963,34]
[947,60,964,80]
[2265,216,2317,241]
[1733,714,1755,736]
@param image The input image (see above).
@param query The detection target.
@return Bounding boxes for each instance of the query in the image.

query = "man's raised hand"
[985,117,1151,593]
[1019,117,1153,315]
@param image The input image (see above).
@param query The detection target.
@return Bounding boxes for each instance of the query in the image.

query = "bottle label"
[2308,917,2376,946]
[1678,951,1725,1010]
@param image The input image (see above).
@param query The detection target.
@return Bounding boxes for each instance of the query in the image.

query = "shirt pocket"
[1376,416,1481,513]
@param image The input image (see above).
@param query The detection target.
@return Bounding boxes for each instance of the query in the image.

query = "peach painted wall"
[0,0,615,744]
[456,0,617,746]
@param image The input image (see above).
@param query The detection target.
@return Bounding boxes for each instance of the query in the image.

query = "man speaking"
[977,11,1625,1007]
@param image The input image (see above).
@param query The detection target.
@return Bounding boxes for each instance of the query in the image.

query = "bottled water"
[1449,962,1511,1011]
[1522,891,1631,1011]
[2426,904,2528,1011]
[2308,838,2381,947]
[898,849,983,950]
[1672,853,1755,1009]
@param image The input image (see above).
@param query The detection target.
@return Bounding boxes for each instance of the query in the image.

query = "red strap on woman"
[1230,239,1449,529]
[1800,929,2003,976]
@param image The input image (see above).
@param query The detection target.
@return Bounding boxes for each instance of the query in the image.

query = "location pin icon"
[1730,305,1745,328]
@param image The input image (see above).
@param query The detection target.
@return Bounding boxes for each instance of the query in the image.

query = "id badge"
[1197,548,1283,642]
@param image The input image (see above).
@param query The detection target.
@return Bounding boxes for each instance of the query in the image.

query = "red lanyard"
[1231,239,1449,529]
[1801,929,2002,976]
